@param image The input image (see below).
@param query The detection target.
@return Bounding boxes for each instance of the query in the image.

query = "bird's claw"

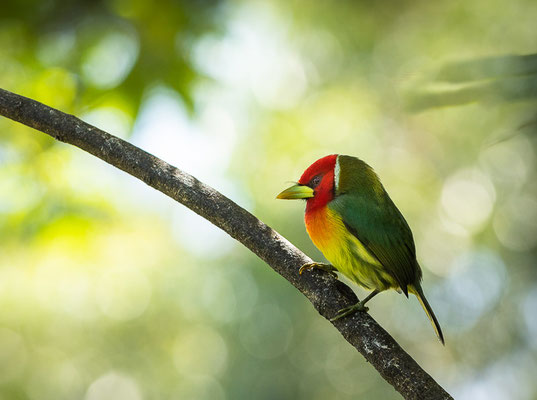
[330,301,369,322]
[299,262,338,279]
[298,263,315,275]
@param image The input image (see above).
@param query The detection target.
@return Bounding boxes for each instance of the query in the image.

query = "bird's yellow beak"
[276,184,314,200]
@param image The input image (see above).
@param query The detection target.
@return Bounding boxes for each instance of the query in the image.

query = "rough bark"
[0,88,453,400]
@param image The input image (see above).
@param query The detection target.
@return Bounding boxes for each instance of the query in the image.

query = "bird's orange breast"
[305,206,347,261]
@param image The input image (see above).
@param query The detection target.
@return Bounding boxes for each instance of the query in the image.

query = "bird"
[277,154,444,344]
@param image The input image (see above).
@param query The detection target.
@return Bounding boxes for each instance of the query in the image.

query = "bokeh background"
[1,0,537,399]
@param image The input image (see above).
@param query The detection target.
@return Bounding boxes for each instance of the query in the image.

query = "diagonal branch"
[0,88,452,400]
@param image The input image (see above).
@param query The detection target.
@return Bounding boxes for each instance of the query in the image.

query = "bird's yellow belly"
[305,207,397,291]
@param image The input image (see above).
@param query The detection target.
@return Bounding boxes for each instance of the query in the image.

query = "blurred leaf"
[405,53,537,112]
[437,54,537,83]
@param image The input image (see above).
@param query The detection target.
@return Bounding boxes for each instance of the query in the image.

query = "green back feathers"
[330,155,421,295]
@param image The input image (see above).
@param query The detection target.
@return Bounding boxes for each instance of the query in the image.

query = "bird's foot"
[330,301,369,322]
[299,262,338,279]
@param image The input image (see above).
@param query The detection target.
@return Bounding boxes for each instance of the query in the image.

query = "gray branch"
[0,88,452,400]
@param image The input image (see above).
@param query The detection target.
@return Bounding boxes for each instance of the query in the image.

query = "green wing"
[329,192,420,296]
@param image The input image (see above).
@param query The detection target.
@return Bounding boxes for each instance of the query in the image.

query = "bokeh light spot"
[82,32,139,89]
[96,267,151,321]
[440,168,496,234]
[479,135,534,190]
[173,325,228,377]
[85,372,142,400]
[493,195,537,251]
[239,303,293,359]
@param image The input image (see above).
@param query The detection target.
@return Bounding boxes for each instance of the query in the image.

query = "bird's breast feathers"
[305,205,397,291]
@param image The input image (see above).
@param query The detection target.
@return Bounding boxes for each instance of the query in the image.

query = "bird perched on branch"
[277,154,444,344]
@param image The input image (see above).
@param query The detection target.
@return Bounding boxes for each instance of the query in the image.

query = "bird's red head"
[276,154,338,211]
[298,154,338,212]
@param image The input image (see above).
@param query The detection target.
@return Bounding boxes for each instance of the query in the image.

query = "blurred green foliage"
[405,53,537,112]
[1,0,537,399]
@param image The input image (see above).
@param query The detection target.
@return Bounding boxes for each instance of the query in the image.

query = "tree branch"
[0,88,452,400]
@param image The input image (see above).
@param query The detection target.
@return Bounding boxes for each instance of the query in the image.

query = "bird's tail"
[409,284,445,345]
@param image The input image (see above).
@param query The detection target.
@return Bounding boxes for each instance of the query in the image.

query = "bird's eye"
[309,175,322,188]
